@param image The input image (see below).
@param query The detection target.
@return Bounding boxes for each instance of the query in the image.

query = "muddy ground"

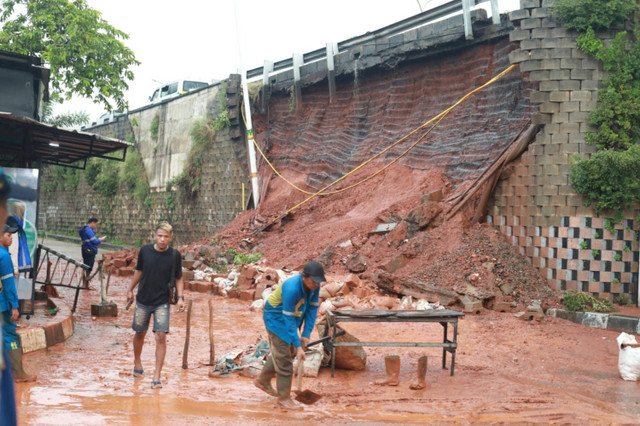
[14,276,640,424]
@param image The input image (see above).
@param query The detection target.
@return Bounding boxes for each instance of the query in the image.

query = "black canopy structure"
[0,112,132,168]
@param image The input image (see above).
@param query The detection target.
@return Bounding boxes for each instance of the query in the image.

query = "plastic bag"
[617,332,640,381]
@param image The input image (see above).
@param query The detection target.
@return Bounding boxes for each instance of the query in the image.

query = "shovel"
[292,332,346,405]
[294,360,322,405]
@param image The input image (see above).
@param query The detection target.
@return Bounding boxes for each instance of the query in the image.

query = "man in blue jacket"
[254,261,325,409]
[78,218,106,286]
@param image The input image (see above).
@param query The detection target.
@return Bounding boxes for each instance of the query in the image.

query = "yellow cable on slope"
[255,64,517,221]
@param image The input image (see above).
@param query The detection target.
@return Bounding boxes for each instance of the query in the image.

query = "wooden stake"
[208,299,215,365]
[182,299,193,369]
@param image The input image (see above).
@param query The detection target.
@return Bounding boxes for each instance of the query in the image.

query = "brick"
[558,80,581,90]
[531,7,550,18]
[510,29,531,42]
[580,100,598,111]
[549,69,570,80]
[570,91,592,102]
[532,113,552,124]
[551,133,569,143]
[552,112,569,123]
[570,69,592,80]
[569,133,587,144]
[539,80,559,91]
[521,18,542,30]
[541,59,561,70]
[540,101,559,113]
[530,91,549,104]
[239,289,256,301]
[520,38,541,49]
[559,122,580,134]
[509,50,532,63]
[551,27,571,38]
[532,28,552,39]
[529,49,549,60]
[549,91,570,102]
[560,58,582,69]
[582,58,601,70]
[520,60,542,72]
[529,70,550,81]
[581,80,600,91]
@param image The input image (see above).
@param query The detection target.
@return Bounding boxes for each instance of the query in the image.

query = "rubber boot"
[374,355,400,386]
[254,356,278,397]
[275,374,301,410]
[409,356,428,390]
[8,348,36,383]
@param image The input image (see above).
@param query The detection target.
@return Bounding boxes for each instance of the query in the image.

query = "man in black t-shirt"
[126,221,185,389]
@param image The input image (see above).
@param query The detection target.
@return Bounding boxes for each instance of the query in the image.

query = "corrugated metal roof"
[0,112,132,168]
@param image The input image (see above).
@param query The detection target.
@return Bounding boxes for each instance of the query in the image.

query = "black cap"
[0,168,37,201]
[303,261,326,283]
[4,223,18,233]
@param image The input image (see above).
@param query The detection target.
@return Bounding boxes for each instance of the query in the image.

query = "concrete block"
[570,91,592,102]
[460,296,483,314]
[521,0,541,8]
[531,7,549,18]
[558,80,581,90]
[529,71,550,81]
[18,327,47,354]
[539,80,559,91]
[510,29,531,42]
[539,102,559,113]
[509,9,530,21]
[509,50,531,63]
[560,58,582,69]
[91,302,118,317]
[607,314,640,334]
[550,69,570,80]
[582,312,609,329]
[492,301,514,312]
[549,91,569,102]
[532,113,552,124]
[520,39,540,49]
[570,69,592,80]
[541,59,560,70]
[521,18,542,30]
[530,91,549,104]
[582,58,601,70]
[531,28,551,39]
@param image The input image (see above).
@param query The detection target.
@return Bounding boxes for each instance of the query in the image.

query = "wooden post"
[182,299,193,369]
[208,299,215,365]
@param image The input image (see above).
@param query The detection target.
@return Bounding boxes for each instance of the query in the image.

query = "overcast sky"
[54,0,521,122]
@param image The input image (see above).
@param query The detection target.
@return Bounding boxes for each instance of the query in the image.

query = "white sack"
[617,332,640,381]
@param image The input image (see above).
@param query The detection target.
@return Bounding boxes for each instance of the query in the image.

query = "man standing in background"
[78,217,106,286]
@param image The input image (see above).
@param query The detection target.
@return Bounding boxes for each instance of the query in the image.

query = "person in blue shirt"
[254,261,325,409]
[0,167,37,425]
[78,218,106,286]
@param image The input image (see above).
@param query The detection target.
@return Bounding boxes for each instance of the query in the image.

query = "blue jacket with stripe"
[263,274,320,348]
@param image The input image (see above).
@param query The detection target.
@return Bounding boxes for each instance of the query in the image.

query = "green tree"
[0,0,139,111]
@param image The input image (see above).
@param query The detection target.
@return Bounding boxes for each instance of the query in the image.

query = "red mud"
[15,163,640,423]
[14,275,640,424]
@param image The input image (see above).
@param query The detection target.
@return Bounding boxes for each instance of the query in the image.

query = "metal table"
[325,309,464,377]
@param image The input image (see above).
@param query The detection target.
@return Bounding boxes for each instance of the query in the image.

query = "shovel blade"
[294,389,322,405]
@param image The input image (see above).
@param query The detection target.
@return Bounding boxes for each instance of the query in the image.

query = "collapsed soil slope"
[215,161,558,309]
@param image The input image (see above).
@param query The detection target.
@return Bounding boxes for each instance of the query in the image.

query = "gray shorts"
[132,302,170,333]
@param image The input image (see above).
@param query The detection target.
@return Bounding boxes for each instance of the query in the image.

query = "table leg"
[442,322,448,370]
[450,320,458,376]
[330,320,336,378]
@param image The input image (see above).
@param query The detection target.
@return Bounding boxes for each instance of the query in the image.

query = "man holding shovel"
[254,261,325,409]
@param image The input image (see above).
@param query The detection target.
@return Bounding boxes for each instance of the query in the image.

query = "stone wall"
[489,0,638,303]
[39,77,249,246]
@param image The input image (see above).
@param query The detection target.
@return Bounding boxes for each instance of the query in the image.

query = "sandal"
[151,380,163,389]
[133,368,144,378]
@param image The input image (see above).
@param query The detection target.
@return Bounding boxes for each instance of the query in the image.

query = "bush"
[224,248,263,265]
[569,146,640,212]
[561,291,615,312]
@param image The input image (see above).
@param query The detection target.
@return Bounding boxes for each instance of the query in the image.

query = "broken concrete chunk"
[346,254,367,273]
[460,295,483,314]
[499,284,514,295]
[370,223,398,234]
[421,189,443,203]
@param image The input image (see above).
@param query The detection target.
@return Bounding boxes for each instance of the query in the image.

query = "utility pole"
[233,0,260,209]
